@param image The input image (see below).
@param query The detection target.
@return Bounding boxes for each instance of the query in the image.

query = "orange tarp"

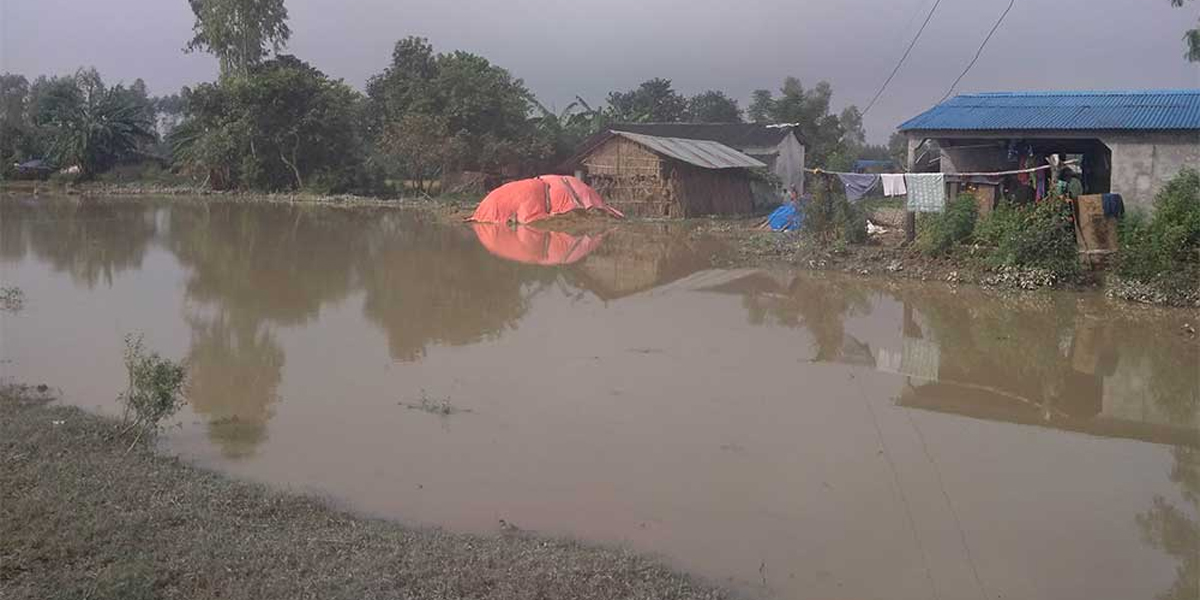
[470,175,624,224]
[472,223,606,266]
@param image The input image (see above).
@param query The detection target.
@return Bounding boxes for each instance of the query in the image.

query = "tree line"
[0,0,904,193]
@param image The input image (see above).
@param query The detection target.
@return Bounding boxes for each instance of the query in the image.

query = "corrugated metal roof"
[898,90,1200,132]
[611,131,767,170]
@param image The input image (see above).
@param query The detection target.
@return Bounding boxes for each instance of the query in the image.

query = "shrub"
[1116,168,1200,285]
[973,202,1023,247]
[917,194,978,256]
[119,334,187,442]
[981,196,1081,280]
[805,178,866,244]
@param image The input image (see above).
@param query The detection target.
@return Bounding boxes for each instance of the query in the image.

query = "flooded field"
[2,197,1197,600]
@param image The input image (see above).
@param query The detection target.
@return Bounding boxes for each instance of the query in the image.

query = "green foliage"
[1171,0,1200,62]
[917,194,978,256]
[686,90,742,123]
[1116,168,1200,286]
[0,73,38,177]
[37,69,156,179]
[186,0,291,75]
[805,178,866,243]
[979,197,1081,279]
[173,55,370,192]
[887,131,909,166]
[119,334,187,436]
[746,78,853,167]
[366,37,539,180]
[605,78,688,123]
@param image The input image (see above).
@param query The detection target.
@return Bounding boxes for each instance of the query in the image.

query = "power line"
[940,0,1018,103]
[862,0,945,117]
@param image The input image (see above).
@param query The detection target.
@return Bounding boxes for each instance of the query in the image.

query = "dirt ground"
[0,386,730,600]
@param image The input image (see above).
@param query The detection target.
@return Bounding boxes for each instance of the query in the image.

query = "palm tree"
[44,70,155,179]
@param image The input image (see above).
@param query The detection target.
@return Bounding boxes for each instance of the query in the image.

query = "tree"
[186,0,291,75]
[606,78,687,123]
[748,89,774,123]
[378,113,458,194]
[839,105,866,152]
[1172,0,1200,62]
[0,74,34,174]
[687,90,742,123]
[39,68,155,178]
[752,78,848,166]
[172,55,367,191]
[888,131,909,166]
[366,37,537,178]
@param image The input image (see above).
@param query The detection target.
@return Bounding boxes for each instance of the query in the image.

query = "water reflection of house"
[689,267,1199,448]
[566,228,724,300]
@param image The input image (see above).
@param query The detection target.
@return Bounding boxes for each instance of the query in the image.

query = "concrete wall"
[1102,132,1200,212]
[939,144,1009,173]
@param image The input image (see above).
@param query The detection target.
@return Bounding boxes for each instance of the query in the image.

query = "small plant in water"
[119,334,187,448]
[401,389,469,416]
[0,286,25,312]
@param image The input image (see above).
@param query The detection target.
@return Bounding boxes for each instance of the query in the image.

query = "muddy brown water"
[2,197,1198,600]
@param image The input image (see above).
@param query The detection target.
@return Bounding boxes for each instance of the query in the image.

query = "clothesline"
[804,159,1079,178]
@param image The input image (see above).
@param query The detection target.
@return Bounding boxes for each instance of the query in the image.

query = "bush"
[973,202,1023,247]
[1116,168,1200,285]
[119,334,187,441]
[917,194,978,256]
[805,179,866,243]
[979,196,1081,280]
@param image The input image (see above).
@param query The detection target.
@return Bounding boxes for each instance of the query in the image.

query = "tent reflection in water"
[471,223,606,266]
[470,175,624,224]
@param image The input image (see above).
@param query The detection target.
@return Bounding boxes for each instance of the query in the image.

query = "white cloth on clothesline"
[881,173,907,197]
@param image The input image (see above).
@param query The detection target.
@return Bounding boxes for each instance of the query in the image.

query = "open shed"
[899,90,1200,211]
[576,131,766,218]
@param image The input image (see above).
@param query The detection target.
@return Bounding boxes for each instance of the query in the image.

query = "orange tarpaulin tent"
[471,223,606,266]
[470,175,624,224]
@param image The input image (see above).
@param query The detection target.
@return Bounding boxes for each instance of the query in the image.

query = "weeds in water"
[1,286,25,312]
[400,390,470,416]
[119,334,187,448]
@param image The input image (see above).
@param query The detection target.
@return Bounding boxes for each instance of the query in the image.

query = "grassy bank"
[0,385,728,600]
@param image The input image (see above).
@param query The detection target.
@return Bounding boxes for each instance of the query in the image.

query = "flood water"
[2,197,1198,600]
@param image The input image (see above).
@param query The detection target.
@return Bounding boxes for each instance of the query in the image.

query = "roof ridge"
[955,89,1200,98]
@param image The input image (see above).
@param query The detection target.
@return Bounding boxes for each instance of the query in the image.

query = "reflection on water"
[472,223,606,265]
[185,312,283,458]
[2,197,1197,600]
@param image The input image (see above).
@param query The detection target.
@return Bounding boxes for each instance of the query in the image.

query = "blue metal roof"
[898,90,1200,132]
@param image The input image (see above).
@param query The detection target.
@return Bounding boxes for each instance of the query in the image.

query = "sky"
[1,0,1198,143]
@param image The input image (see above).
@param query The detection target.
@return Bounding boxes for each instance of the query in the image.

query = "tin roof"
[610,131,767,170]
[604,123,801,150]
[898,90,1200,132]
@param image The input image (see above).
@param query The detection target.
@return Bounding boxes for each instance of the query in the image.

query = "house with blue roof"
[898,90,1200,210]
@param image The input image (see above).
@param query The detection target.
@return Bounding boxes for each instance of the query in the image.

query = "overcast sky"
[2,0,1197,142]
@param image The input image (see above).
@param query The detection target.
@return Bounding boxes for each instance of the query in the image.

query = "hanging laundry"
[881,173,907,197]
[836,173,880,202]
[904,173,946,213]
[1017,156,1030,184]
[1036,169,1046,201]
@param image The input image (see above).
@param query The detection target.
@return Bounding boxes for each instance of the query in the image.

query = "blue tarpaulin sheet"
[767,204,802,232]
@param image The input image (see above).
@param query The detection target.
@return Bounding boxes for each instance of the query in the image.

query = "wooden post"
[904,135,922,244]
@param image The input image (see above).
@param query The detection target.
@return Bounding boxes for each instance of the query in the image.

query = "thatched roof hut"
[574,131,766,218]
